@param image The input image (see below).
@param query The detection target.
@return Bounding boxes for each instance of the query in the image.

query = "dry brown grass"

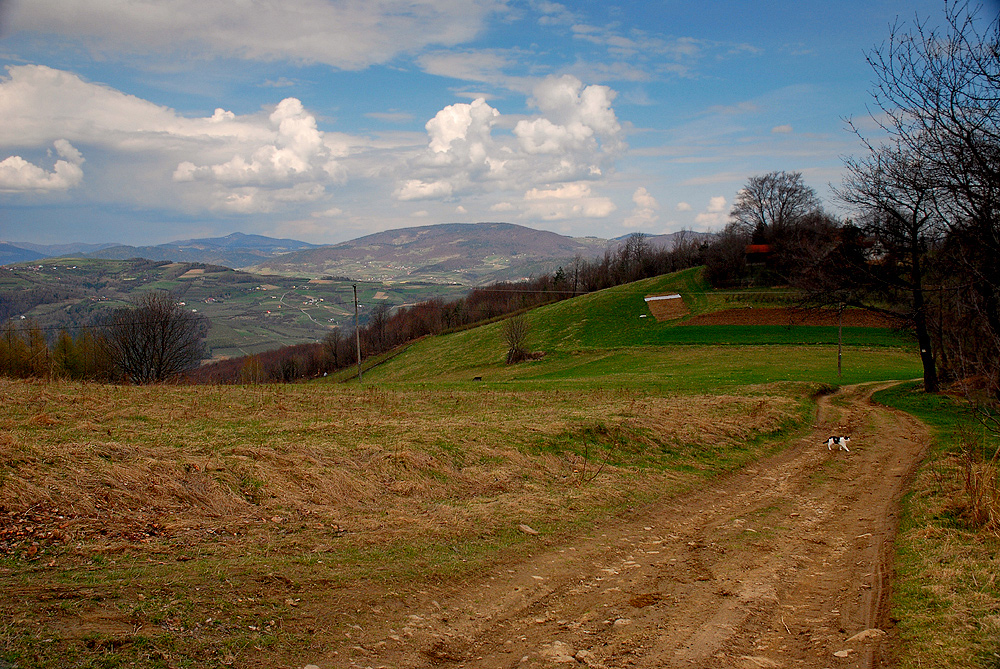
[1,380,800,549]
[957,433,1000,533]
[893,441,1000,669]
[0,378,806,668]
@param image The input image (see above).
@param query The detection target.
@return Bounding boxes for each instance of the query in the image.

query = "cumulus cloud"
[0,65,351,213]
[395,179,454,201]
[515,75,623,155]
[521,182,616,220]
[174,97,341,187]
[622,186,659,229]
[426,97,499,156]
[10,0,503,70]
[0,139,85,192]
[693,195,728,230]
[395,74,624,216]
[676,201,692,211]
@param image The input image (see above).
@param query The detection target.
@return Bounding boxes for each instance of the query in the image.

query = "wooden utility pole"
[353,284,362,382]
[837,303,843,378]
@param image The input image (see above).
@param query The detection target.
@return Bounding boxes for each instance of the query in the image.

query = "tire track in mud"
[339,383,929,669]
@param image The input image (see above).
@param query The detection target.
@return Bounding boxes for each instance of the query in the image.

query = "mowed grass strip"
[1,378,812,669]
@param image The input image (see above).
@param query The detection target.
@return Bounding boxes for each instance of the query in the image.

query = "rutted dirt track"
[345,383,929,669]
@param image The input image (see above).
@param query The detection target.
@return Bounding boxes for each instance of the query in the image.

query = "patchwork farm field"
[0,258,468,359]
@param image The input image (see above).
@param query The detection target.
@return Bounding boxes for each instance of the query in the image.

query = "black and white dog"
[825,436,851,452]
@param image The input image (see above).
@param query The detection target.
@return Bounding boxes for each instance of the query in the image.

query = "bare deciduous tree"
[501,313,531,364]
[833,143,944,391]
[105,291,206,384]
[323,327,343,368]
[730,171,822,243]
[856,0,1000,395]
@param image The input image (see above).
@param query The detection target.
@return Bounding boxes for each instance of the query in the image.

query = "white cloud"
[394,179,454,201]
[0,139,85,192]
[693,195,728,230]
[622,186,659,229]
[676,201,692,211]
[174,97,341,187]
[395,75,624,205]
[11,0,503,70]
[312,206,344,218]
[521,182,616,220]
[0,65,352,212]
[772,124,793,134]
[416,50,527,90]
[426,98,499,155]
[632,186,658,210]
[516,75,622,154]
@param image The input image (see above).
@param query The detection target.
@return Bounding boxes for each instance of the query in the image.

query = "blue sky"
[0,0,960,245]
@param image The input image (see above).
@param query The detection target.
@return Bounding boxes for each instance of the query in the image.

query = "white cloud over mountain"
[622,186,659,228]
[0,65,352,213]
[694,195,728,229]
[396,75,624,221]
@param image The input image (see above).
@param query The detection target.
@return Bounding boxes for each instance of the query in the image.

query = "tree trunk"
[910,235,938,393]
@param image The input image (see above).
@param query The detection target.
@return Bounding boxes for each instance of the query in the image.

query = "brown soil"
[334,383,929,669]
[683,308,903,328]
[645,295,690,321]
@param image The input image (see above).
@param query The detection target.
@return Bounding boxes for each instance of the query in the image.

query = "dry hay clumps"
[0,379,802,558]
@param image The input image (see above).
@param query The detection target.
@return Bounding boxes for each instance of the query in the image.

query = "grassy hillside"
[0,268,934,668]
[366,267,922,389]
[1,378,813,668]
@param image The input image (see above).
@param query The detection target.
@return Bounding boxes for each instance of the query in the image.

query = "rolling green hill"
[362,267,923,390]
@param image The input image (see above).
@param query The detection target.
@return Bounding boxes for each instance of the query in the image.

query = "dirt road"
[337,383,929,669]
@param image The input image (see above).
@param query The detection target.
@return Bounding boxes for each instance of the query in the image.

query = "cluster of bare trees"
[0,320,113,380]
[0,292,206,384]
[709,3,1000,399]
[793,1,1000,398]
[702,171,840,288]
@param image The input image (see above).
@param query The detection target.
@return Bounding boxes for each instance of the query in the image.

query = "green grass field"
[365,267,922,390]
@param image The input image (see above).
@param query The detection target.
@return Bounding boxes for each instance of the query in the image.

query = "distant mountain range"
[246,222,611,284]
[73,232,319,269]
[247,223,711,284]
[4,224,711,284]
[0,242,45,265]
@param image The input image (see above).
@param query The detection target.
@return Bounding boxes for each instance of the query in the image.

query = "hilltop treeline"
[187,232,709,384]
